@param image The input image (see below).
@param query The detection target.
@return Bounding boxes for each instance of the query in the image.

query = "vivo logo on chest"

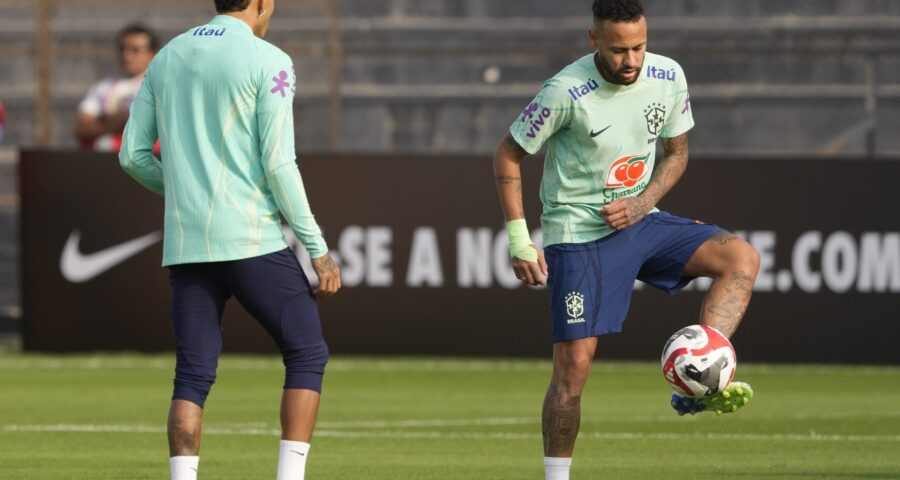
[646,65,676,82]
[520,103,552,139]
[193,27,227,37]
[568,78,600,101]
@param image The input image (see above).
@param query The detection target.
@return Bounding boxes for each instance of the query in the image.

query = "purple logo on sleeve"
[682,94,691,114]
[271,70,290,97]
[520,103,540,122]
[520,102,552,139]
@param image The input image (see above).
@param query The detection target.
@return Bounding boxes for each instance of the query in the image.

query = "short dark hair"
[118,23,159,52]
[214,0,251,13]
[592,0,645,22]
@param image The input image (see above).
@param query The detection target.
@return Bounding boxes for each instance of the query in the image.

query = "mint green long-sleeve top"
[119,15,328,266]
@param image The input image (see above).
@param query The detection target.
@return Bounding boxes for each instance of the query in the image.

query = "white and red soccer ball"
[661,325,736,398]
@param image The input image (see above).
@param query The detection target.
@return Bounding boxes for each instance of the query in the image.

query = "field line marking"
[5,424,900,443]
[320,412,900,428]
[2,357,898,376]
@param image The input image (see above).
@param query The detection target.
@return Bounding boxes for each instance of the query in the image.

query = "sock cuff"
[544,457,573,467]
[170,456,200,462]
[170,456,199,480]
[280,440,311,454]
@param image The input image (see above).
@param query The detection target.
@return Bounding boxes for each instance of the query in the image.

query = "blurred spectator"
[74,24,158,152]
[0,99,5,143]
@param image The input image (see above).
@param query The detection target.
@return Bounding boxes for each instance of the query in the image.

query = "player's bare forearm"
[640,133,689,208]
[600,133,689,230]
[493,133,529,221]
[494,133,547,285]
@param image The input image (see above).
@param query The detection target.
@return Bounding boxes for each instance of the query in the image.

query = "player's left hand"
[311,253,342,299]
[600,196,652,230]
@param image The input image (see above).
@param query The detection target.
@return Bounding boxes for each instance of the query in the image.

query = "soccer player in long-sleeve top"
[119,1,340,479]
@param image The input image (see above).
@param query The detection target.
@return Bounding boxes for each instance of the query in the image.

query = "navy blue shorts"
[168,248,328,407]
[544,212,723,342]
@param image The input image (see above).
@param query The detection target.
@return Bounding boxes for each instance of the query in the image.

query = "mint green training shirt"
[120,15,328,266]
[509,52,694,248]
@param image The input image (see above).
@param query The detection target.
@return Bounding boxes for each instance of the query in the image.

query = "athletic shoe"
[671,381,753,416]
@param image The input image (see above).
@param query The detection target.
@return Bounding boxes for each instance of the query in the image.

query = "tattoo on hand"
[631,196,651,219]
[312,255,338,273]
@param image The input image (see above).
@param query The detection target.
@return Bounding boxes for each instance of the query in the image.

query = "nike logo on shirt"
[590,125,611,137]
[60,230,162,283]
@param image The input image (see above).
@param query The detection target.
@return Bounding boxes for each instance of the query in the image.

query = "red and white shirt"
[78,75,144,151]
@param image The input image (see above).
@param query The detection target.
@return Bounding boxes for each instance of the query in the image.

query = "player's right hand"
[512,245,548,286]
[311,253,341,299]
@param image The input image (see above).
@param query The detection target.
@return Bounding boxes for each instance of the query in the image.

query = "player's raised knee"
[729,238,760,278]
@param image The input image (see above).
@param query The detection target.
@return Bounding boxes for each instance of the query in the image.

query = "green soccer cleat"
[671,382,754,416]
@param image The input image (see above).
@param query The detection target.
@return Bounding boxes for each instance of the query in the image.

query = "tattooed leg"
[685,232,761,339]
[168,399,203,457]
[543,338,597,457]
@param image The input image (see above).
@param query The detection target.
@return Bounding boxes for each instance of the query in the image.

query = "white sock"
[276,440,310,480]
[170,456,199,480]
[544,457,572,480]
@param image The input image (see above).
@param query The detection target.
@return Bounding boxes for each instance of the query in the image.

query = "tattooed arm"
[493,133,529,222]
[642,132,690,209]
[600,132,690,230]
[493,133,547,285]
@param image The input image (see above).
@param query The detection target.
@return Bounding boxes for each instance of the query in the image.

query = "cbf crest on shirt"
[509,52,694,248]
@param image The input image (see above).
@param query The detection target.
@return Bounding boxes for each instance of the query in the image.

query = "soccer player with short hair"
[119,1,340,479]
[493,1,759,478]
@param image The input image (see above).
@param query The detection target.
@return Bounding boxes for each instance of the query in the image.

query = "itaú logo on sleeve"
[605,153,650,188]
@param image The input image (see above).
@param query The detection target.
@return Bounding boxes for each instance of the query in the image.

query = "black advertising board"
[20,151,900,363]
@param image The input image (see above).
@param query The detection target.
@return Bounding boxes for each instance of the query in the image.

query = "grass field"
[1,354,899,479]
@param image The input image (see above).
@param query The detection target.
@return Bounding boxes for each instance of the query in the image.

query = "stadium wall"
[19,151,900,364]
[1,0,899,155]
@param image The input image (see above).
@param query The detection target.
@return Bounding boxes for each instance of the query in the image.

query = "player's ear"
[588,25,600,51]
[257,0,268,17]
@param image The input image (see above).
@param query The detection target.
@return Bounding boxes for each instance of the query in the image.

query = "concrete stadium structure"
[0,0,899,337]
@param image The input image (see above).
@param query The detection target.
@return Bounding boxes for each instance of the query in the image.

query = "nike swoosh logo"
[590,125,611,137]
[290,449,306,456]
[60,230,162,283]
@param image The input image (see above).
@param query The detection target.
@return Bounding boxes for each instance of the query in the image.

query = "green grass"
[1,355,899,479]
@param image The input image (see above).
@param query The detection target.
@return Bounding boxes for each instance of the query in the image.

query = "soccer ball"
[661,325,736,398]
